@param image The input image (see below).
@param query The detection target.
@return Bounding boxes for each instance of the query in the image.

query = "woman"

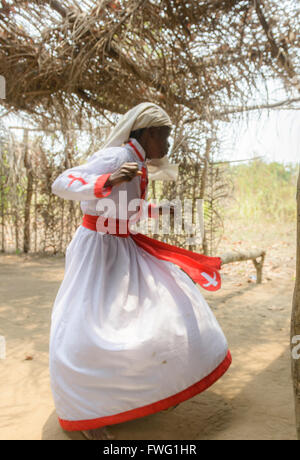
[49,102,231,440]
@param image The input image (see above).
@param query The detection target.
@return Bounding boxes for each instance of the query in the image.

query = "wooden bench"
[220,249,266,284]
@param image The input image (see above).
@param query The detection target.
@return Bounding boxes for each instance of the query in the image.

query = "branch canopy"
[0,0,299,127]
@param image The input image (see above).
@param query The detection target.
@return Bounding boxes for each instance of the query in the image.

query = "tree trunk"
[23,129,33,253]
[291,166,300,439]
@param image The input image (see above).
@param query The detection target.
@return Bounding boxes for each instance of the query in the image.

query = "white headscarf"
[101,102,178,181]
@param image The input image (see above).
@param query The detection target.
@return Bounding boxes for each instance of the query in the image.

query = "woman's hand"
[105,162,143,187]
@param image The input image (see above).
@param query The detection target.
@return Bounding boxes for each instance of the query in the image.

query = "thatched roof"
[0,0,299,130]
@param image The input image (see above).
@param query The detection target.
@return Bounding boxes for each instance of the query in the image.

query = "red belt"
[82,214,222,291]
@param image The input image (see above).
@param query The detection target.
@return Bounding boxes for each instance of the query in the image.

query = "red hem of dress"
[58,349,232,432]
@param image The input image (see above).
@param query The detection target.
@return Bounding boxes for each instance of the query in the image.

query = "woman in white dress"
[49,103,232,440]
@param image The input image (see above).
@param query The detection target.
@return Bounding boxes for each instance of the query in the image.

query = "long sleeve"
[51,148,125,201]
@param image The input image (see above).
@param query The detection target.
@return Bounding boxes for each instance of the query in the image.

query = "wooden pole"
[0,172,5,253]
[23,129,33,253]
[200,138,212,255]
[291,166,300,439]
[34,179,37,252]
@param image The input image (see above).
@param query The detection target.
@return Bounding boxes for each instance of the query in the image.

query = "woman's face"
[145,126,171,159]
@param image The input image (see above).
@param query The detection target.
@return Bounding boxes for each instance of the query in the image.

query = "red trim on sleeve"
[94,173,112,198]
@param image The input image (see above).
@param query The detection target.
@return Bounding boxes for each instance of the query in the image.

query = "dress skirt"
[49,225,231,431]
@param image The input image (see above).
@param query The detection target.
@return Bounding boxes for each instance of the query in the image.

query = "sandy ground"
[0,222,297,440]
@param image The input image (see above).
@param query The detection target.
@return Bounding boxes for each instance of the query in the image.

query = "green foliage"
[227,160,298,223]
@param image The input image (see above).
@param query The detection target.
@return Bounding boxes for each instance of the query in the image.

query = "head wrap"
[100,102,178,181]
[101,102,172,149]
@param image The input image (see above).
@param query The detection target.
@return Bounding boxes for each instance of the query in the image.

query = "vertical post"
[291,165,300,439]
[200,138,212,255]
[0,172,5,253]
[152,180,156,200]
[64,132,74,253]
[23,129,33,253]
[188,163,198,251]
[253,253,265,284]
[15,209,19,252]
[34,178,37,252]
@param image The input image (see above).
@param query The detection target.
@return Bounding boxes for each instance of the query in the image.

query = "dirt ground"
[0,221,297,440]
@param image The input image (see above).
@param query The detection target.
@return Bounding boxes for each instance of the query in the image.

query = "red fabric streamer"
[82,215,222,292]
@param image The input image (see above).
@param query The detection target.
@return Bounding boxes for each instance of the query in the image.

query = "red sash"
[82,214,222,292]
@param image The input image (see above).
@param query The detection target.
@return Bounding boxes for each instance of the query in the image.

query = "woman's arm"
[52,149,142,201]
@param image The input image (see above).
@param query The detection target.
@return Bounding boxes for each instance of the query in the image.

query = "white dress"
[49,138,231,431]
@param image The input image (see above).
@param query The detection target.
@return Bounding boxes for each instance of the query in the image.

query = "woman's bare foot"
[81,426,114,440]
